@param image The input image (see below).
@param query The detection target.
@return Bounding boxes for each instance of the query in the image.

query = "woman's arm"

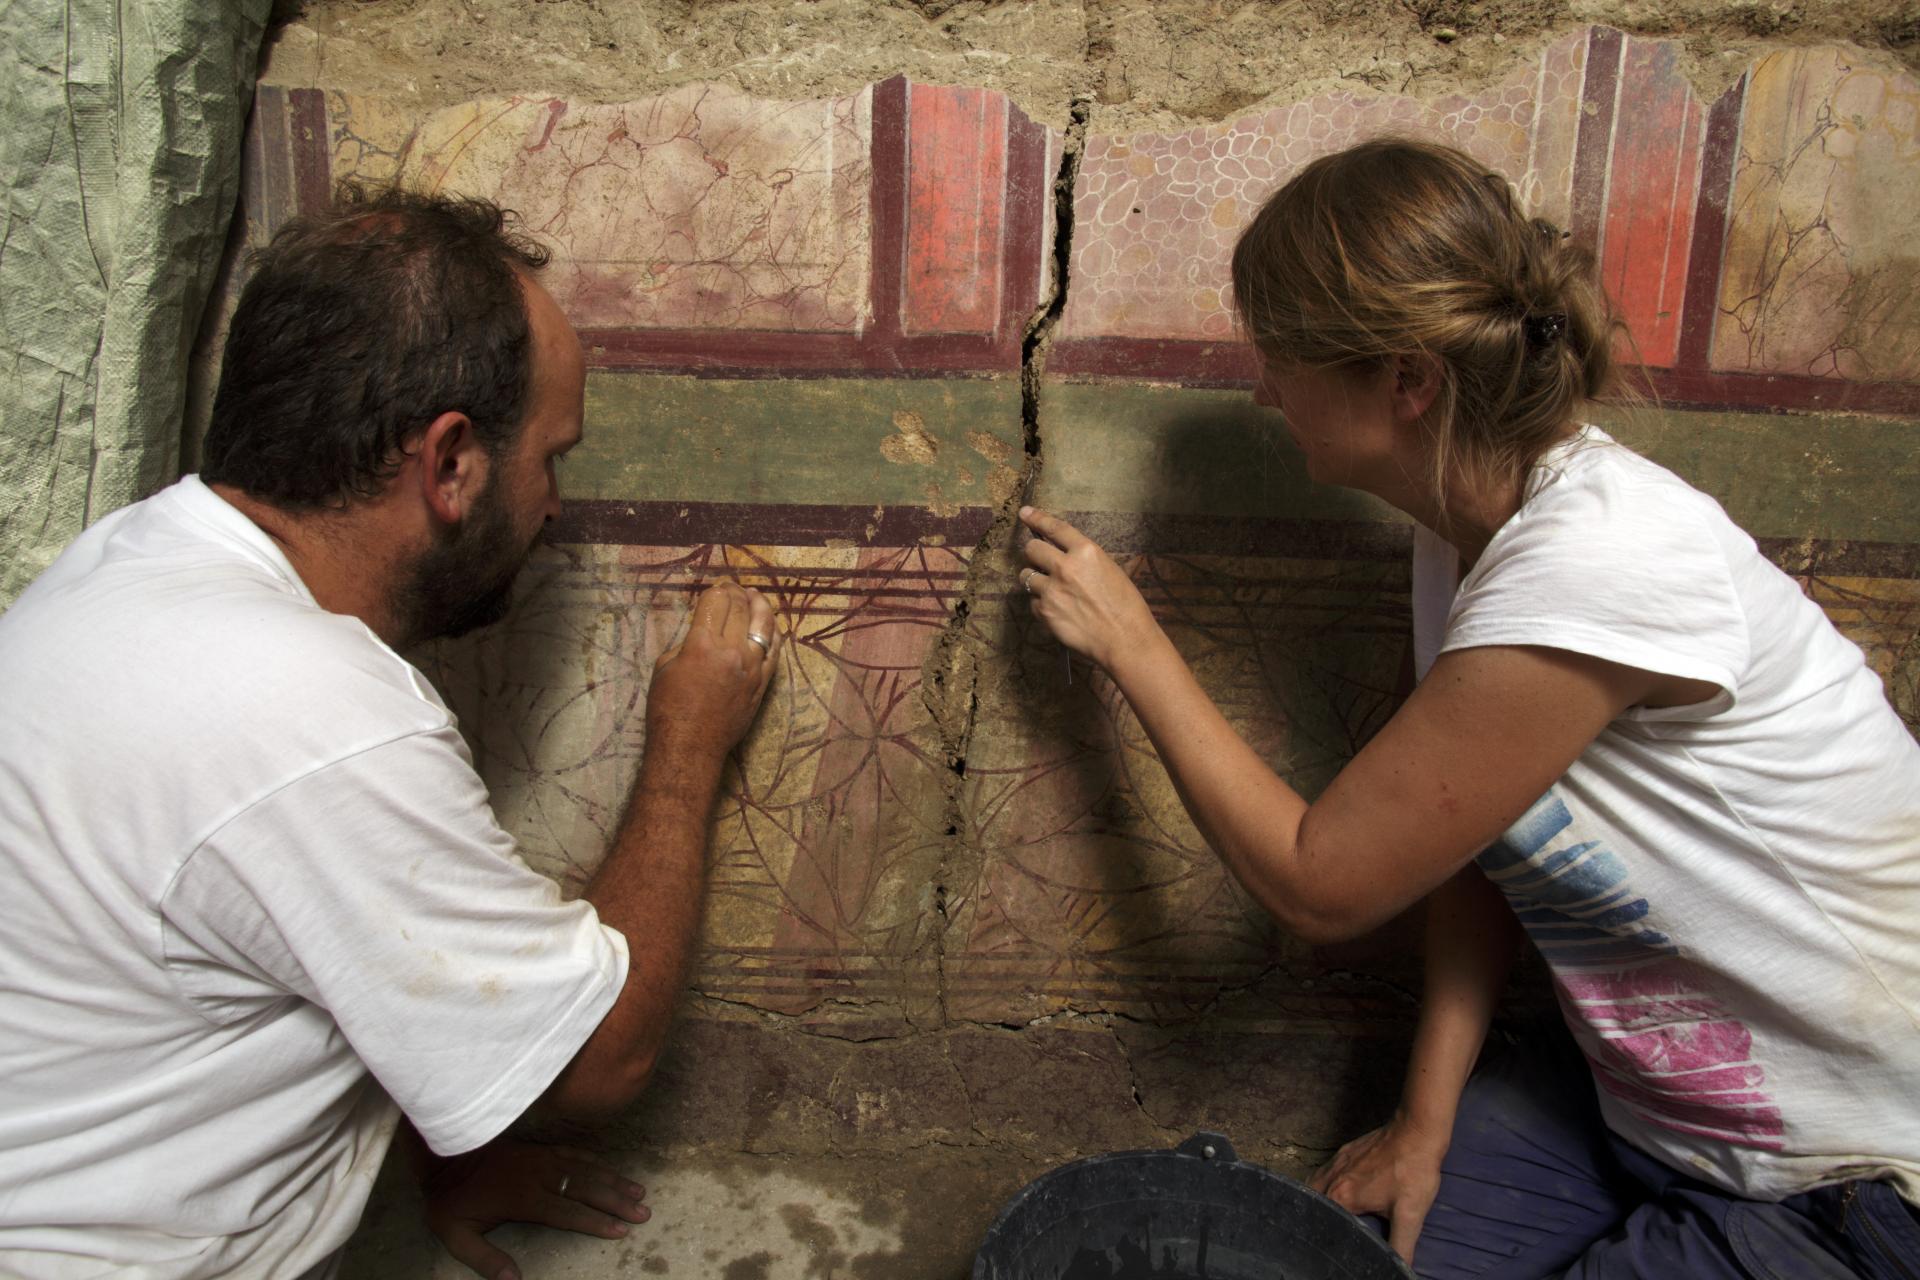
[1311,866,1520,1263]
[1019,506,1662,941]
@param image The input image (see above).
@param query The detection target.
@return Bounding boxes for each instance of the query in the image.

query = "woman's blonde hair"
[1230,138,1619,509]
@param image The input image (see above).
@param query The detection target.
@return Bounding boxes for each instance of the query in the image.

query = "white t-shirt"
[1412,426,1920,1204]
[0,478,629,1278]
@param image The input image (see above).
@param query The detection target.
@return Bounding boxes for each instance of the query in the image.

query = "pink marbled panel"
[1060,72,1540,343]
[1523,29,1590,225]
[333,84,874,332]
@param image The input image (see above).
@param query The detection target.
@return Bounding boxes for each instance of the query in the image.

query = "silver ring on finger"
[1019,568,1037,594]
[746,631,772,655]
[558,1174,572,1197]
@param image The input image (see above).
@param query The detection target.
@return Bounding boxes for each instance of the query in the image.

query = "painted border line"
[1044,337,1920,417]
[552,500,1920,579]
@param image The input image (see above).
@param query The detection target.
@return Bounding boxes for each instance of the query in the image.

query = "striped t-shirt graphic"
[1481,789,1785,1150]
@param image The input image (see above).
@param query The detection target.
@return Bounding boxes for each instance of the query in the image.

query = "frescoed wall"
[198,13,1920,1273]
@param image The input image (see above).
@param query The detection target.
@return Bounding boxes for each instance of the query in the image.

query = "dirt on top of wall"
[267,0,1920,128]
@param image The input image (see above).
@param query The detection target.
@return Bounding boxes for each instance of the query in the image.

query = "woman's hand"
[1309,1112,1449,1265]
[419,1137,650,1280]
[1017,506,1161,673]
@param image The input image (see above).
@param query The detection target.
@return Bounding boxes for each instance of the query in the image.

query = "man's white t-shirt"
[0,477,630,1277]
[1412,426,1920,1204]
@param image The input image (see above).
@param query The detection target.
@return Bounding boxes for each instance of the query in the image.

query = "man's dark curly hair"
[200,183,552,508]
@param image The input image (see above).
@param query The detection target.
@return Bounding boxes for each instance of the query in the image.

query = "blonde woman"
[1017,139,1920,1279]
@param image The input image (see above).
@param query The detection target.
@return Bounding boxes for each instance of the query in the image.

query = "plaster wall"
[206,2,1920,1273]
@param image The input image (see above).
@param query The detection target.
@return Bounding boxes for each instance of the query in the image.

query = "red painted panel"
[902,85,1008,336]
[1601,39,1705,368]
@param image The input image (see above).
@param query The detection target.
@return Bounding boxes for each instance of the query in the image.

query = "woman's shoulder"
[1521,425,1739,543]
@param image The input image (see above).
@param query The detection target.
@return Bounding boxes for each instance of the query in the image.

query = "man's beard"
[393,474,533,645]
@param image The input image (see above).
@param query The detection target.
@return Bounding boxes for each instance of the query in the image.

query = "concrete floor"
[342,1146,1053,1279]
[337,1015,1422,1278]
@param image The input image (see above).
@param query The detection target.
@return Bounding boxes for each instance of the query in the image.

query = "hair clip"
[1525,312,1568,347]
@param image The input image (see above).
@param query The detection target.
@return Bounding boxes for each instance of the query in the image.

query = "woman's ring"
[1019,568,1037,594]
[558,1174,572,1197]
[746,631,772,655]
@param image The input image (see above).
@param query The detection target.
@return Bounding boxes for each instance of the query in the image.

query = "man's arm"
[538,580,779,1120]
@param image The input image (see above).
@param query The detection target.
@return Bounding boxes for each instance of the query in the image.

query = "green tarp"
[1,0,270,604]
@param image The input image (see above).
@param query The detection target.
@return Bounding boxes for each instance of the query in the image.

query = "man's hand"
[1309,1112,1449,1265]
[420,1138,649,1280]
[646,580,780,760]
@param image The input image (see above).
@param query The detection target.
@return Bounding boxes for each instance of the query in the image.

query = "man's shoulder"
[2,501,453,771]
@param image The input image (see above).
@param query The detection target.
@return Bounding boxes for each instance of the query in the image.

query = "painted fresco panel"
[421,540,960,1024]
[1713,49,1920,380]
[213,60,1920,1049]
[1059,65,1539,343]
[326,85,875,332]
[944,554,1408,1024]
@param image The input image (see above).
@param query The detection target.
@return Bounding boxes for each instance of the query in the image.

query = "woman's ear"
[1389,353,1443,424]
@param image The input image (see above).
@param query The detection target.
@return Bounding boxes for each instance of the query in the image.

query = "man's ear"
[1389,353,1444,425]
[413,411,486,527]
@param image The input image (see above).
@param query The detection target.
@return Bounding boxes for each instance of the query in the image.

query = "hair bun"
[1525,312,1568,347]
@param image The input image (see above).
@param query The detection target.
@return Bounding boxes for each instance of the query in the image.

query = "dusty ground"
[268,0,1920,129]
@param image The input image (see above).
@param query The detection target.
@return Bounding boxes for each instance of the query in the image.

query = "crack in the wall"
[1106,1022,1181,1145]
[922,92,1092,1027]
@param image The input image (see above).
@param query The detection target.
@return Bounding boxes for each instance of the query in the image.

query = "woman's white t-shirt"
[1411,426,1920,1203]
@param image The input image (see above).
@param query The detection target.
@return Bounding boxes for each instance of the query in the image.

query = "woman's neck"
[1379,425,1578,570]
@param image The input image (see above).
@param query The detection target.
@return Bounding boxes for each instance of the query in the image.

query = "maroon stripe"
[868,76,909,338]
[1571,26,1625,249]
[578,326,1015,376]
[1047,336,1259,385]
[287,88,332,217]
[1633,365,1920,416]
[255,86,297,237]
[1048,335,1920,417]
[1001,103,1052,332]
[1676,75,1747,372]
[552,497,996,547]
[550,499,1920,578]
[1756,537,1920,579]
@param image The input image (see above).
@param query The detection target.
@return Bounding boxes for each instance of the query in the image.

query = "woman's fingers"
[1019,505,1090,552]
[1021,534,1064,574]
[1388,1194,1433,1265]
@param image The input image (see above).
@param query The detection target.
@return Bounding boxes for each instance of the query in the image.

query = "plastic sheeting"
[0,0,270,605]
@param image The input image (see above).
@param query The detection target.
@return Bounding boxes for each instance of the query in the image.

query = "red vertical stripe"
[1600,39,1703,367]
[903,87,1007,336]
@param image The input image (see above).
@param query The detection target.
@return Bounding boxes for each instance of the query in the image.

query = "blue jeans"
[1364,1028,1920,1279]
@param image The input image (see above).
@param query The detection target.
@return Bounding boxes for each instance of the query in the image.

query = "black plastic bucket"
[973,1132,1416,1280]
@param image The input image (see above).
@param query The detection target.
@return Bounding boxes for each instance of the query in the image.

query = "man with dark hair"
[0,187,778,1279]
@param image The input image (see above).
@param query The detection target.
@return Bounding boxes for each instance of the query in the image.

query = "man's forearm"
[543,726,728,1117]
